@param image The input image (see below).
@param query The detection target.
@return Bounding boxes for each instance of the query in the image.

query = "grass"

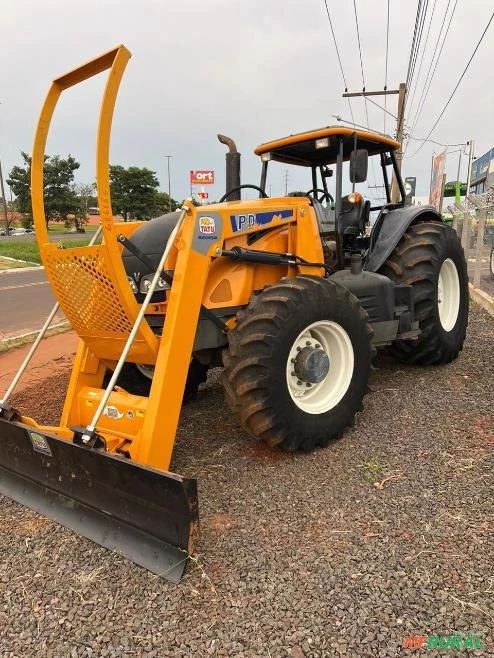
[0,239,92,265]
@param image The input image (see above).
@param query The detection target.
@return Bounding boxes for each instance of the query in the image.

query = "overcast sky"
[2,0,493,205]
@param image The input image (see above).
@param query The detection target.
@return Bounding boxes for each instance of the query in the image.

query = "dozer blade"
[0,418,198,583]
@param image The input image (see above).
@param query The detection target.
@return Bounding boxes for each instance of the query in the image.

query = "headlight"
[127,276,138,294]
[139,271,172,294]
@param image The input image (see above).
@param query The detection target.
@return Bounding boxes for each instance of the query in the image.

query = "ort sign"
[190,170,215,185]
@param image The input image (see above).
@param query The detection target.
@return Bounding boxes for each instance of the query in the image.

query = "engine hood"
[122,211,180,301]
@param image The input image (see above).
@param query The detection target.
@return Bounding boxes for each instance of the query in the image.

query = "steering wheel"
[306,188,334,204]
[219,185,269,202]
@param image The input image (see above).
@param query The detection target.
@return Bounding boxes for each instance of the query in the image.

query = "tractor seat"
[312,199,336,236]
[340,197,370,236]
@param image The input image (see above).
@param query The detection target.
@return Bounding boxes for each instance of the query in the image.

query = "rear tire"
[222,276,372,451]
[490,246,494,280]
[380,222,468,365]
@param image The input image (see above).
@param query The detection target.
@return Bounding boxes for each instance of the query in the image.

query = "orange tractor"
[0,46,468,581]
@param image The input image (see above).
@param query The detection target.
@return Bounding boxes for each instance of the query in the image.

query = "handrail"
[31,45,131,245]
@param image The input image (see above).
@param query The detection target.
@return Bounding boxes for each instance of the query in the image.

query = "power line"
[322,0,355,123]
[405,0,438,126]
[407,9,494,159]
[405,0,425,91]
[353,0,366,90]
[409,0,430,90]
[408,0,458,138]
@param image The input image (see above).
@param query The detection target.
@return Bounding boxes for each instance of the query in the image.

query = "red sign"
[190,170,215,185]
[198,192,209,200]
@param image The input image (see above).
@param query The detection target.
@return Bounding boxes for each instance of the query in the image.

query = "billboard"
[470,147,494,184]
[190,170,215,185]
[429,149,447,211]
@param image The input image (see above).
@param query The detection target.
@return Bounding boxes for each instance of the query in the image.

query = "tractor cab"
[254,126,404,267]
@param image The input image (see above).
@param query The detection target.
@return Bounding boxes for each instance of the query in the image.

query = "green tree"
[152,191,179,215]
[7,152,80,224]
[109,165,162,220]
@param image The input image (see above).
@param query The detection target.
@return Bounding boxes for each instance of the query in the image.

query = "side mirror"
[349,149,368,183]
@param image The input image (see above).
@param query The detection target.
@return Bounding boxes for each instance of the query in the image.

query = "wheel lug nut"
[291,371,296,376]
[291,358,295,363]
[306,341,311,346]
[306,383,312,388]
[297,380,302,386]
[296,347,301,352]
[315,343,321,349]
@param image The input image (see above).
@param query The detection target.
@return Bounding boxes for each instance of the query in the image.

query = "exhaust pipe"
[218,134,241,201]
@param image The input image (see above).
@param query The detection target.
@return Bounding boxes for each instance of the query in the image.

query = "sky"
[1,0,493,206]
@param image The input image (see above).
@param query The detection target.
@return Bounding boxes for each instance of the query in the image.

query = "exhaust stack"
[218,134,241,201]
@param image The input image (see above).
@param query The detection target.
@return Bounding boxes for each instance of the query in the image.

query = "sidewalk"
[0,331,77,395]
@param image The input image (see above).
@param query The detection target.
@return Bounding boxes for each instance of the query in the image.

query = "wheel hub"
[294,347,330,384]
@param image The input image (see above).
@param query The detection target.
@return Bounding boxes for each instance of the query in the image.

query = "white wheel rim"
[437,258,460,332]
[490,248,494,275]
[286,320,354,415]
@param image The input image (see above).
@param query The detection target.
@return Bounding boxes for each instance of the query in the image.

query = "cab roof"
[254,126,400,167]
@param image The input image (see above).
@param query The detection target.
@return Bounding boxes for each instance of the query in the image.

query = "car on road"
[10,228,34,236]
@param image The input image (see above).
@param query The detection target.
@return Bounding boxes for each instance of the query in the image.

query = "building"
[470,147,494,194]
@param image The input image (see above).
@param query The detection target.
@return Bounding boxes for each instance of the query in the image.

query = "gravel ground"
[1,304,493,657]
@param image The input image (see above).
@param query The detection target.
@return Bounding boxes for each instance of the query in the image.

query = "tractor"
[0,46,468,582]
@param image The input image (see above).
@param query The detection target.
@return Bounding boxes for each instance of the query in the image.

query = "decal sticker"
[230,209,293,233]
[199,216,216,234]
[29,431,52,457]
[103,405,124,420]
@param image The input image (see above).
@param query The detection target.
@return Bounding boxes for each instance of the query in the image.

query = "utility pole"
[164,155,173,212]
[284,170,289,196]
[343,83,406,203]
[0,159,8,234]
[465,139,475,195]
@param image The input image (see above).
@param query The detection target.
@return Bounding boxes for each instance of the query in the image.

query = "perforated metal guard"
[42,243,157,363]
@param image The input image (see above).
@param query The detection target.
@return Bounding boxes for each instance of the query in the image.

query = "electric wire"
[407,9,494,159]
[322,0,355,123]
[408,0,458,139]
[408,0,430,91]
[405,0,438,126]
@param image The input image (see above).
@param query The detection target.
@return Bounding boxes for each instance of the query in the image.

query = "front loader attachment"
[0,46,210,582]
[0,418,198,582]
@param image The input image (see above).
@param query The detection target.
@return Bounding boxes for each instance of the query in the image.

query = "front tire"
[380,222,468,365]
[104,358,208,403]
[222,276,372,451]
[490,246,494,280]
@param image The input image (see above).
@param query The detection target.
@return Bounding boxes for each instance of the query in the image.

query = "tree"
[152,191,179,215]
[109,165,163,220]
[7,152,80,224]
[68,182,96,231]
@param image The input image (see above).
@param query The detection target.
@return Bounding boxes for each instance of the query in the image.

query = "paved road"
[0,268,65,338]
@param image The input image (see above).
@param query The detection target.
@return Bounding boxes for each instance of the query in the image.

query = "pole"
[342,85,406,204]
[455,149,462,204]
[465,139,474,195]
[164,155,172,212]
[390,82,406,203]
[0,159,8,234]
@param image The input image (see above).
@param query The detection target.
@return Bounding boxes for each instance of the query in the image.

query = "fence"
[447,191,494,316]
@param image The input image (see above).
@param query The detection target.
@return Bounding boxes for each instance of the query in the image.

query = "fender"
[365,205,442,273]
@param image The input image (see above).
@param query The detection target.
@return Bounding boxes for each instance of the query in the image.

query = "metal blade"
[0,418,198,583]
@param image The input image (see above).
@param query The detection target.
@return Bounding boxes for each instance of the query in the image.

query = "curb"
[0,321,70,354]
[469,283,494,318]
[0,256,42,272]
